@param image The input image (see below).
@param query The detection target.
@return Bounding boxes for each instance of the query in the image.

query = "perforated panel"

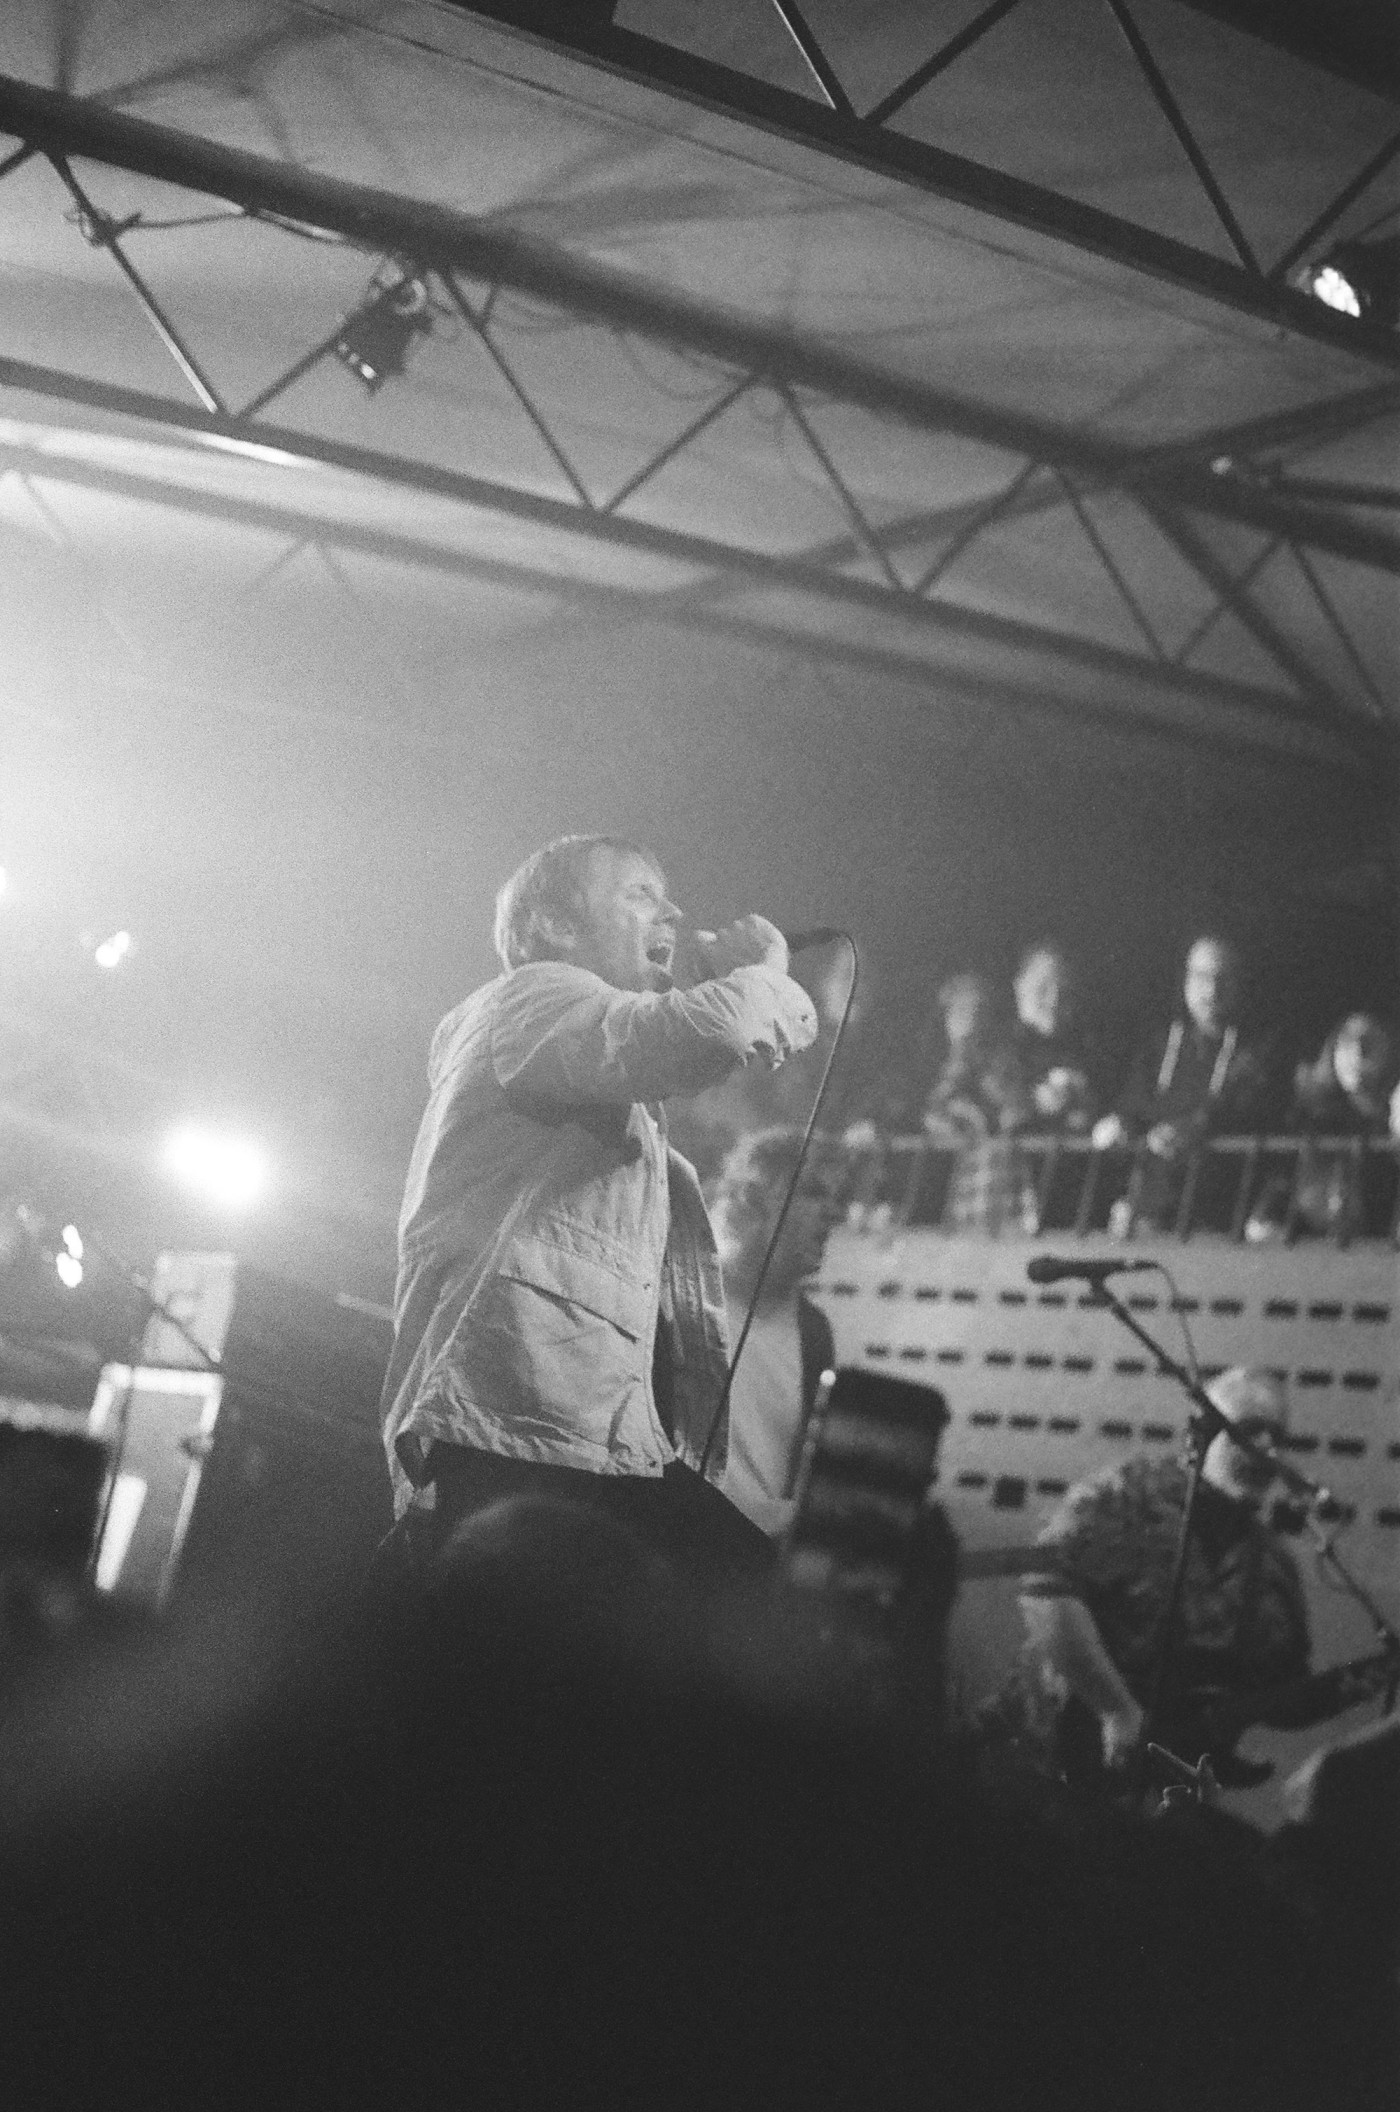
[812,1228,1400,1823]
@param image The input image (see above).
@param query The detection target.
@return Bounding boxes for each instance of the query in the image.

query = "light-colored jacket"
[381,957,818,1516]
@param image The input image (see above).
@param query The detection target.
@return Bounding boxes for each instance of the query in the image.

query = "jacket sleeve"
[491,959,819,1109]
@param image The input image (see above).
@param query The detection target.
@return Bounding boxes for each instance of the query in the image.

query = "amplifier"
[90,1256,394,1612]
[784,1367,950,1618]
[0,1398,109,1577]
[138,1252,391,1429]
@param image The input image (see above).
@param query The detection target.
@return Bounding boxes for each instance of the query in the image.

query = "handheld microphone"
[1025,1255,1158,1286]
[782,927,844,952]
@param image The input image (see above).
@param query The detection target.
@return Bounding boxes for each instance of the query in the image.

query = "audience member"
[1092,933,1278,1231]
[708,1127,844,1536]
[1002,942,1098,1136]
[920,972,1024,1231]
[1292,1012,1398,1136]
[1262,1011,1400,1239]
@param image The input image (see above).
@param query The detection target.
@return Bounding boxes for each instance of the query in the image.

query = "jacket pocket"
[495,1229,652,1341]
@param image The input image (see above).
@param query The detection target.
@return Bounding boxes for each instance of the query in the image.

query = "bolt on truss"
[0,70,1392,748]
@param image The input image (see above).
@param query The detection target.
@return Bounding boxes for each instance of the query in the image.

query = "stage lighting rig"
[333,272,436,393]
[1299,235,1400,331]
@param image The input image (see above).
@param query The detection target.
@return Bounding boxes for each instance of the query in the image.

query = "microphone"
[1025,1255,1158,1286]
[782,927,843,952]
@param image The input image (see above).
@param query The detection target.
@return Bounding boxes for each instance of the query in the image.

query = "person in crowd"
[1003,941,1098,1136]
[996,941,1099,1231]
[377,831,817,1594]
[1293,1011,1398,1136]
[1266,1011,1400,1239]
[707,1126,845,1537]
[1091,932,1278,1231]
[920,971,1023,1231]
[1008,1367,1384,1796]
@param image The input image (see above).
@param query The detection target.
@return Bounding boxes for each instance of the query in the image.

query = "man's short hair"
[1206,1365,1288,1428]
[1184,931,1242,970]
[1015,939,1070,979]
[493,834,660,972]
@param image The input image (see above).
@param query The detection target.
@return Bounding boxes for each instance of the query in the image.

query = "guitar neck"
[1183,1650,1397,1751]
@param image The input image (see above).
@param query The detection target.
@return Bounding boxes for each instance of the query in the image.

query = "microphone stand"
[697,932,858,1479]
[1294,1504,1400,1711]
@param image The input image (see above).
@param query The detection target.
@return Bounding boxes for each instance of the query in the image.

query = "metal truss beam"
[0,72,1394,581]
[0,370,1374,775]
[519,22,1400,370]
[1134,496,1384,730]
[1153,382,1400,472]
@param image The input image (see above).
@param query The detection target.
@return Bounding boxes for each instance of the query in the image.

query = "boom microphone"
[1025,1255,1158,1286]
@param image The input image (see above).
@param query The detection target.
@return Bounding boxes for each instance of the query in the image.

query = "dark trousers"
[383,1447,775,1599]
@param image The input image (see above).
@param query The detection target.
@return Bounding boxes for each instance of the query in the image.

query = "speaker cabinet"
[90,1255,393,1614]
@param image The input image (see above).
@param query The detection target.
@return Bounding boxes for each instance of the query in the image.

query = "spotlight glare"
[162,1124,269,1210]
[55,1250,83,1289]
[61,1224,83,1262]
[1309,264,1362,320]
[93,929,133,970]
[1301,236,1400,330]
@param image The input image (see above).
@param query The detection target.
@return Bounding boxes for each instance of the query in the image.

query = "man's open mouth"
[646,937,674,969]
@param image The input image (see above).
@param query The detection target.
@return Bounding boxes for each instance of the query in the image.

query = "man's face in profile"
[565,848,680,992]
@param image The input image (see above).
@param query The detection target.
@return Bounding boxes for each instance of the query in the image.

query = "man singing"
[379,833,818,1588]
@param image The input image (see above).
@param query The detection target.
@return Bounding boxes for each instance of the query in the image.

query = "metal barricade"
[834,1131,1400,1247]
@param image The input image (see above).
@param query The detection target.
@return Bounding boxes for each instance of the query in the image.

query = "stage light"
[1300,236,1400,331]
[333,275,435,393]
[54,1224,84,1284]
[161,1124,269,1211]
[93,929,133,970]
[55,1223,83,1288]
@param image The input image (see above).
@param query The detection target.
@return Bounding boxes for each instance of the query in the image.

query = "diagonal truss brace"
[0,70,1395,571]
[0,73,1390,746]
[565,7,1400,365]
[1134,497,1372,729]
[1,342,1370,748]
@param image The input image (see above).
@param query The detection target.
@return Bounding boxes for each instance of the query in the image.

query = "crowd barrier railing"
[828,1131,1400,1247]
